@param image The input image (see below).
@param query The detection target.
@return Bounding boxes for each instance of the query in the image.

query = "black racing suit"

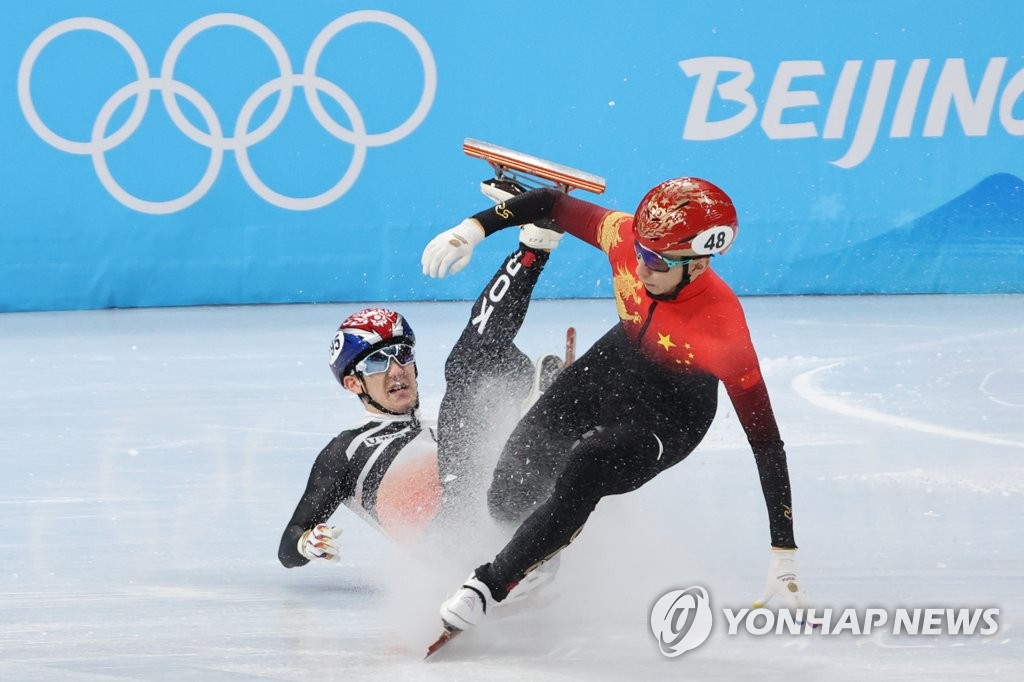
[278,246,551,567]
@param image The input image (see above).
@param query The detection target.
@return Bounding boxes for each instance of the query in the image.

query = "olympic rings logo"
[17,12,436,214]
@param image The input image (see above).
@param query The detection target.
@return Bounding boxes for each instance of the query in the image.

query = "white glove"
[298,523,341,563]
[421,219,486,278]
[753,548,810,610]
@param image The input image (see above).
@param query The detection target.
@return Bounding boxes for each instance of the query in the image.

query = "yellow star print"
[657,333,676,351]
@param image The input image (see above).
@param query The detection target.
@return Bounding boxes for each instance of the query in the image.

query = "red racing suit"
[478,189,795,553]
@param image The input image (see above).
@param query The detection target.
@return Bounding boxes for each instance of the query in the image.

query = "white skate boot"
[522,353,565,411]
[519,222,563,251]
[439,572,494,631]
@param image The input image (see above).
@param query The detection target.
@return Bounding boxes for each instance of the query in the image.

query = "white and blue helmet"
[329,308,416,384]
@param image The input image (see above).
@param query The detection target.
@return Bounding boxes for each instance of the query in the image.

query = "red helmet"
[633,177,738,256]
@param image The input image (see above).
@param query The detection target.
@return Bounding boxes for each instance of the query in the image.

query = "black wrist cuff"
[472,187,561,236]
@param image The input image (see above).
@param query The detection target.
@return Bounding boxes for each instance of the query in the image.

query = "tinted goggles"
[354,343,415,376]
[633,240,698,273]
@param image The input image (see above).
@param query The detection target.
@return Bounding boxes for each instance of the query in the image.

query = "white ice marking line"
[980,369,1024,408]
[792,362,1024,450]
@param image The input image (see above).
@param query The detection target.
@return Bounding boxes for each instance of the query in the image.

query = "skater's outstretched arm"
[278,438,352,568]
[422,188,616,280]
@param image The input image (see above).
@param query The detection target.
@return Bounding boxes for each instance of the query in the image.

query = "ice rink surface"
[1,293,1022,681]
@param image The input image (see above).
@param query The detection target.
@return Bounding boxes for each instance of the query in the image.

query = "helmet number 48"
[692,226,735,256]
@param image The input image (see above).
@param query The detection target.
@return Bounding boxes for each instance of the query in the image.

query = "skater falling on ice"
[278,180,570,570]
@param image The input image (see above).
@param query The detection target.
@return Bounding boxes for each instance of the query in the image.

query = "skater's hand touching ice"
[753,547,810,611]
[298,524,342,563]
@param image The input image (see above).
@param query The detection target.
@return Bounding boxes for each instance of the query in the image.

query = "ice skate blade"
[463,138,605,195]
[424,623,463,660]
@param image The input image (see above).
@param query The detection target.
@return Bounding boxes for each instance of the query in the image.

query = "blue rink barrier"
[2,1,1023,311]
